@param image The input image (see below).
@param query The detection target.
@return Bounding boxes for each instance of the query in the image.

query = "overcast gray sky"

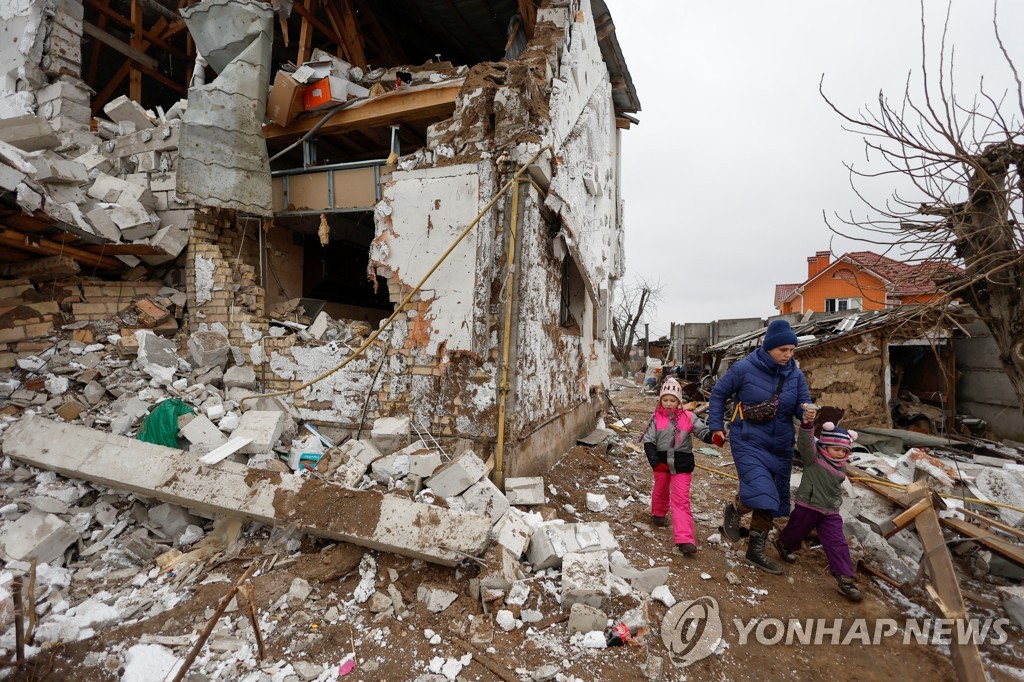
[610,0,1024,340]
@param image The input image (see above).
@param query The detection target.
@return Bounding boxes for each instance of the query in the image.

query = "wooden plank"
[335,0,366,68]
[517,0,536,40]
[906,480,987,682]
[0,227,123,271]
[83,21,158,69]
[960,508,1024,542]
[295,0,315,65]
[3,417,491,567]
[263,80,462,141]
[80,243,164,256]
[83,0,186,58]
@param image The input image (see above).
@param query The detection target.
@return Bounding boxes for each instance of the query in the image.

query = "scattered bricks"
[117,329,139,356]
[426,450,487,499]
[180,414,227,449]
[0,509,79,564]
[55,400,84,422]
[416,584,459,614]
[493,508,533,557]
[187,331,229,369]
[234,410,287,454]
[459,478,511,525]
[568,603,607,635]
[527,522,619,571]
[103,94,156,130]
[561,551,610,610]
[71,328,93,344]
[370,416,409,453]
[134,296,170,324]
[223,365,256,390]
[504,477,546,505]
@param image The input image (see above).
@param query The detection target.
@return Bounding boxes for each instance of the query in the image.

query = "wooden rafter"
[517,0,536,40]
[332,0,367,68]
[295,0,315,65]
[0,228,123,271]
[130,0,143,102]
[90,16,172,115]
[83,0,185,58]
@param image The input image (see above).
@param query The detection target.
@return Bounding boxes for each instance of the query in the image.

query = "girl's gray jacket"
[642,411,714,474]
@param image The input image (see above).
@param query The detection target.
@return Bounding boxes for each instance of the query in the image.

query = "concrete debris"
[505,476,546,505]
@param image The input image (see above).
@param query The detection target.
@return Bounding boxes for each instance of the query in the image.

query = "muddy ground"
[7,383,1024,681]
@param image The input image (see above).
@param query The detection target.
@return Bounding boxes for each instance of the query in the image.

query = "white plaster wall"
[0,0,48,91]
[370,163,486,356]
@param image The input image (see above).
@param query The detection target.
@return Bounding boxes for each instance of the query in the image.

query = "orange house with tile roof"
[774,250,959,315]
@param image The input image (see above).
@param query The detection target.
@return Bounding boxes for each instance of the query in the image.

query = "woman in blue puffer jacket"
[708,319,811,574]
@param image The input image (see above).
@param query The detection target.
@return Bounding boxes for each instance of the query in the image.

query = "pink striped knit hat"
[817,422,857,451]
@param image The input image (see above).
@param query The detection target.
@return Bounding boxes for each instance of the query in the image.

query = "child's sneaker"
[773,537,797,563]
[651,515,668,527]
[675,543,697,555]
[835,575,863,602]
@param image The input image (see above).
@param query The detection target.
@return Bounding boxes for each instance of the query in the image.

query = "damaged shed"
[0,0,641,479]
[705,306,961,433]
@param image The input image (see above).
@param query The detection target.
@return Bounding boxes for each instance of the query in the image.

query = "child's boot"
[651,515,668,527]
[675,543,697,555]
[835,574,863,602]
[745,531,782,574]
[722,501,742,542]
[772,536,797,563]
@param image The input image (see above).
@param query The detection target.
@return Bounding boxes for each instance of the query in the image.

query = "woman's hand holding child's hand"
[801,403,818,425]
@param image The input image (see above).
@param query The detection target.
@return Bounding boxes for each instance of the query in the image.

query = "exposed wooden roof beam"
[83,0,185,59]
[263,80,463,141]
[0,227,124,271]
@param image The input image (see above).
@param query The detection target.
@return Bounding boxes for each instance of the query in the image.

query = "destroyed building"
[0,0,640,478]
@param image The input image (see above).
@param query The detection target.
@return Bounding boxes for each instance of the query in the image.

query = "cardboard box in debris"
[267,51,371,126]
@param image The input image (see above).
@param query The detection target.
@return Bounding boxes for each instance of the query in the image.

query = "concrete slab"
[561,551,609,610]
[180,414,227,448]
[505,477,545,505]
[233,410,286,454]
[2,417,490,566]
[0,509,78,564]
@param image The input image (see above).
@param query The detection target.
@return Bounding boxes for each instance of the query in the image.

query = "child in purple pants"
[774,410,863,602]
[642,378,715,555]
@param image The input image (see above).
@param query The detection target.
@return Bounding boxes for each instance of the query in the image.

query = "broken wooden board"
[2,417,490,567]
[852,472,1024,568]
[905,480,987,682]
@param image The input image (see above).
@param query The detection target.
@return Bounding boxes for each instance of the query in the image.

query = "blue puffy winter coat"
[708,347,811,516]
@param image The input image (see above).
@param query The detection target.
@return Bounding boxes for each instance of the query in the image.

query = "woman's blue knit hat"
[763,319,799,351]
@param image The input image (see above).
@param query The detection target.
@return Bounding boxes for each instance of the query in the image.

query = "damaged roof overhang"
[591,0,641,117]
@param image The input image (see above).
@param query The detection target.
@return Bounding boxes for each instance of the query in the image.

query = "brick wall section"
[185,208,268,368]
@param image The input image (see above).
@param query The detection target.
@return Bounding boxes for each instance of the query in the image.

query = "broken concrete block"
[223,365,256,390]
[143,225,189,264]
[180,414,227,448]
[504,477,545,505]
[336,439,384,468]
[0,114,61,152]
[0,509,78,564]
[148,503,200,539]
[477,544,527,592]
[407,450,442,478]
[87,172,154,208]
[74,148,114,177]
[493,508,533,557]
[370,453,410,485]
[459,478,511,525]
[103,95,156,130]
[234,410,287,454]
[527,522,619,571]
[561,551,609,610]
[27,152,87,184]
[417,584,459,613]
[426,450,487,499]
[568,603,607,635]
[111,203,157,240]
[371,416,409,453]
[85,207,122,242]
[188,331,230,369]
[0,163,27,192]
[976,468,1024,527]
[329,453,369,489]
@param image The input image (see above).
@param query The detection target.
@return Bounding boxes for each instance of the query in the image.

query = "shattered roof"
[706,304,954,356]
[591,0,641,115]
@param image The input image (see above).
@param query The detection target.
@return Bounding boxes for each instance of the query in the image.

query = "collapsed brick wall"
[185,208,268,366]
[799,331,891,429]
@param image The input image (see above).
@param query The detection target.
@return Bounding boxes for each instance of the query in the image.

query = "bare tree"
[610,278,663,377]
[821,2,1024,414]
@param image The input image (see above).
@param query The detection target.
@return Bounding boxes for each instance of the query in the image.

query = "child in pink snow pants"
[642,378,716,555]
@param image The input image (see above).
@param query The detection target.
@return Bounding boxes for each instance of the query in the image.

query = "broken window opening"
[266,211,394,328]
[888,343,954,435]
[559,255,585,335]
